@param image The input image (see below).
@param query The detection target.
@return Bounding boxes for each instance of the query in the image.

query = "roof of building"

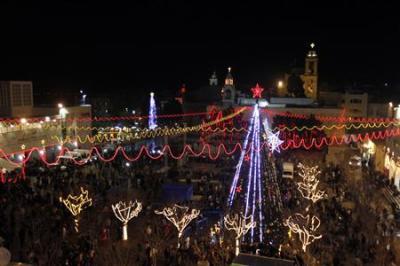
[232,253,294,266]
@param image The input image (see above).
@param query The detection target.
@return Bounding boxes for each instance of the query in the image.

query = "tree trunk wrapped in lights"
[284,213,322,252]
[296,163,325,203]
[112,200,142,241]
[224,213,256,256]
[154,204,200,248]
[60,187,92,232]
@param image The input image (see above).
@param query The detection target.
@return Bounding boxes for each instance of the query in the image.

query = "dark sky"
[0,1,399,103]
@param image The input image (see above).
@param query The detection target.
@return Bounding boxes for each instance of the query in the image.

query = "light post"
[80,90,87,105]
[58,103,68,141]
[277,80,284,96]
[389,102,394,118]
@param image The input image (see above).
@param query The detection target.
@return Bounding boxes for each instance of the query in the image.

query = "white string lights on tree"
[284,213,322,252]
[112,200,142,240]
[155,204,200,248]
[224,213,256,256]
[60,187,92,232]
[297,163,326,203]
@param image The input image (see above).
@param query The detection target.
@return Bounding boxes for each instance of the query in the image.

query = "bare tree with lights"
[297,163,325,203]
[154,204,200,248]
[112,200,142,240]
[285,163,325,254]
[224,213,256,256]
[60,187,92,232]
[284,213,322,252]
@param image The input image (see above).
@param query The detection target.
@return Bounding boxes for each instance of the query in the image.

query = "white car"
[348,155,362,167]
[282,162,294,178]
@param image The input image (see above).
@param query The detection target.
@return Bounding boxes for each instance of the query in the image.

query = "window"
[225,79,233,85]
[350,99,362,104]
[11,84,22,106]
[22,84,32,106]
[0,87,9,107]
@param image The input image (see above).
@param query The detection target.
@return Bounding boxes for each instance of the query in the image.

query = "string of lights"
[262,108,400,123]
[2,106,398,129]
[16,119,398,136]
[52,127,247,144]
[274,121,400,132]
[281,127,400,150]
[0,142,253,168]
[227,102,266,244]
[0,111,213,125]
[4,127,400,169]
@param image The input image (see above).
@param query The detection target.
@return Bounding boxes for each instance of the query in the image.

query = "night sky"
[0,1,398,104]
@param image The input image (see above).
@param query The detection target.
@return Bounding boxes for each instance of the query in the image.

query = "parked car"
[282,162,294,179]
[348,155,362,167]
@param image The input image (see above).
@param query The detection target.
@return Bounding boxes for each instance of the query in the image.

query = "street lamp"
[58,104,68,141]
[80,90,87,105]
[277,80,284,89]
[59,107,68,119]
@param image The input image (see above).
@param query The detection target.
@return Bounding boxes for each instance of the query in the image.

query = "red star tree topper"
[251,83,264,99]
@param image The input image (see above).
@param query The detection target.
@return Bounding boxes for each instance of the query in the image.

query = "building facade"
[342,91,368,118]
[0,81,92,155]
[279,44,319,100]
[0,81,34,117]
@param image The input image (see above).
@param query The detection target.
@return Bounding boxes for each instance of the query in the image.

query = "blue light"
[229,104,265,244]
[149,92,157,153]
[149,92,157,129]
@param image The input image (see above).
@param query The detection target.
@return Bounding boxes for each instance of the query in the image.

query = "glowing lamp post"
[58,104,68,140]
[155,204,200,248]
[224,213,256,256]
[60,187,92,232]
[112,200,142,241]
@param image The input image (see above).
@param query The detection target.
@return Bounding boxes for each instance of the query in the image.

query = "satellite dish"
[0,247,11,266]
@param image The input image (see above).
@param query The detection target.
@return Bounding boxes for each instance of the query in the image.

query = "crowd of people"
[1,145,399,265]
[277,161,400,265]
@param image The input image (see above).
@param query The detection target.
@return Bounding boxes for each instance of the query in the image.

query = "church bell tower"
[221,67,236,106]
[302,43,318,100]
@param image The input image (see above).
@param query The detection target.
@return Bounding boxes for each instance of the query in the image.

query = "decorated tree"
[155,204,200,248]
[285,213,322,252]
[112,200,142,240]
[224,213,256,256]
[60,187,92,232]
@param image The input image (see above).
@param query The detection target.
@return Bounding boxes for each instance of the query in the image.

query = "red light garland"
[1,127,399,171]
[262,109,400,124]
